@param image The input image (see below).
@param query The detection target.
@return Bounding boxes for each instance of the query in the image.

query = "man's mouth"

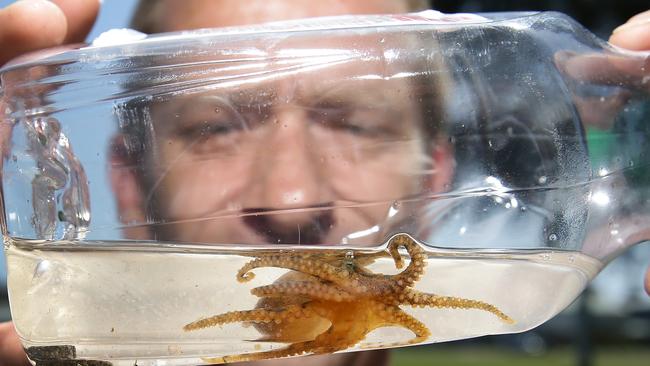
[242,206,335,245]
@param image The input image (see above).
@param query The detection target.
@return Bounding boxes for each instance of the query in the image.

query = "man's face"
[115,0,448,247]
[109,1,442,366]
[144,46,435,245]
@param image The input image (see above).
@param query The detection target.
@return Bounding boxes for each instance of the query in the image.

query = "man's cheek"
[155,165,240,219]
[645,266,650,296]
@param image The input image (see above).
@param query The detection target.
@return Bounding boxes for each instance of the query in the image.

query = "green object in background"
[391,346,650,366]
[587,99,650,193]
[586,128,616,171]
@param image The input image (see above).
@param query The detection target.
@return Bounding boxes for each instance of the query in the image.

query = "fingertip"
[0,0,68,64]
[626,9,650,25]
[3,0,68,44]
[610,20,650,51]
[0,322,29,365]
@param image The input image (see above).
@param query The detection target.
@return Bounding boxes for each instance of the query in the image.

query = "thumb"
[0,0,68,66]
[609,9,650,50]
[0,322,29,366]
[0,0,100,66]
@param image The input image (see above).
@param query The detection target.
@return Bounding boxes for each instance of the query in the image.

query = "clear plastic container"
[0,10,648,365]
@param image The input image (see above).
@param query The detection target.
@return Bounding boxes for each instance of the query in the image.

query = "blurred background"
[0,0,648,365]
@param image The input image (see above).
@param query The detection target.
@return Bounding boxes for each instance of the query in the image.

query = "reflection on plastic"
[26,117,90,240]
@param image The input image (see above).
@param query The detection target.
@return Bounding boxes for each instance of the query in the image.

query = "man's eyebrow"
[298,79,405,107]
[156,87,278,115]
[225,86,278,106]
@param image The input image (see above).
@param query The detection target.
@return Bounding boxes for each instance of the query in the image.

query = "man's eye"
[308,106,381,137]
[337,119,373,135]
[199,121,242,136]
[172,119,246,155]
[179,120,241,140]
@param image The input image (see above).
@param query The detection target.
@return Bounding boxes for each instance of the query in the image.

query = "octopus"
[184,233,515,363]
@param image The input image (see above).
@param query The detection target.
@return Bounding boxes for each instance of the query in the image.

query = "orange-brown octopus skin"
[183,233,515,363]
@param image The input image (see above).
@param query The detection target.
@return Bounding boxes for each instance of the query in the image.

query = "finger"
[0,322,29,366]
[51,0,100,43]
[554,51,650,89]
[610,13,650,50]
[0,0,68,66]
[624,9,650,26]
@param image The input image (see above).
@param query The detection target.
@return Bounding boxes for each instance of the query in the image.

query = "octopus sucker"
[185,233,515,362]
[250,281,355,302]
[237,256,352,286]
[183,304,317,332]
[395,288,515,324]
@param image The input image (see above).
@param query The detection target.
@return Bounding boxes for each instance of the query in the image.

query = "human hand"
[609,9,650,51]
[553,10,650,129]
[608,10,650,297]
[0,0,100,66]
[0,322,28,366]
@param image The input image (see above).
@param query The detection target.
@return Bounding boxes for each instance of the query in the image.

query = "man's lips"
[242,206,335,245]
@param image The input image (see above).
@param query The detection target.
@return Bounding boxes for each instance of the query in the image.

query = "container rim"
[0,10,545,74]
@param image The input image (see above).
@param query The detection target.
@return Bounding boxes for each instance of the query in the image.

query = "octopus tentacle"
[203,342,312,364]
[360,303,431,349]
[237,256,354,286]
[207,306,357,364]
[208,339,333,364]
[397,288,515,324]
[387,234,427,288]
[251,281,355,302]
[384,306,431,345]
[183,304,318,332]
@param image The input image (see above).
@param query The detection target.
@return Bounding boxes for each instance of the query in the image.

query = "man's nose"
[243,107,334,244]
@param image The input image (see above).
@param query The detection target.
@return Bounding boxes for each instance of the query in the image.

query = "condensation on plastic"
[0,10,648,259]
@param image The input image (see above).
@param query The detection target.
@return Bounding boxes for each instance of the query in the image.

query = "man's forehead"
[150,74,417,111]
[147,0,418,33]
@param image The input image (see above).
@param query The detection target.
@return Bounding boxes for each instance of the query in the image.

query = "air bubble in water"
[33,260,51,279]
[345,251,354,264]
[548,234,558,241]
[568,255,576,263]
